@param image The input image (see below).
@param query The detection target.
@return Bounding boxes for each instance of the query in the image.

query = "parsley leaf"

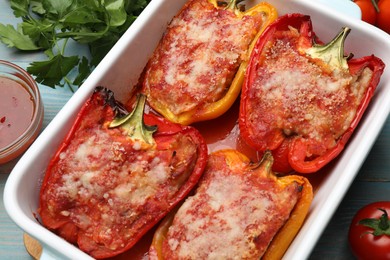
[0,24,40,50]
[0,0,151,90]
[27,54,79,88]
[105,0,128,27]
[73,56,91,86]
[10,0,29,17]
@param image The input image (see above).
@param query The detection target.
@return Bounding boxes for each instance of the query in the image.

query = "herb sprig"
[0,0,150,91]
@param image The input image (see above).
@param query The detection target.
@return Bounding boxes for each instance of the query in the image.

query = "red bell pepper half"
[239,14,385,174]
[38,87,208,258]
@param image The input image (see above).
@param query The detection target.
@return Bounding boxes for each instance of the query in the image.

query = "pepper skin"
[148,150,313,260]
[140,0,277,125]
[239,14,385,174]
[38,87,208,258]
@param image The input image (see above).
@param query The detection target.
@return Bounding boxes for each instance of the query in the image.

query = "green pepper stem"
[225,0,245,14]
[109,94,157,145]
[371,0,380,13]
[225,0,237,10]
[251,150,274,177]
[306,27,352,72]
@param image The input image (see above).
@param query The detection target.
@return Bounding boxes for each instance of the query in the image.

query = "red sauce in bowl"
[0,60,43,164]
[0,77,35,150]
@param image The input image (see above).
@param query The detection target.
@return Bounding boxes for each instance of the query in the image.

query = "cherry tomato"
[377,0,390,34]
[354,0,377,25]
[348,201,390,260]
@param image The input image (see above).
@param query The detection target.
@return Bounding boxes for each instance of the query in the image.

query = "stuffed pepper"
[139,0,277,125]
[38,87,208,259]
[149,149,313,259]
[239,14,385,174]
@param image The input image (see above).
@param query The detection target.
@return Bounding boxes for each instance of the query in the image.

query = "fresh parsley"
[0,0,150,91]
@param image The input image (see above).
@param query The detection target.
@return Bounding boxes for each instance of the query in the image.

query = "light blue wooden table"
[0,1,80,258]
[1,1,389,259]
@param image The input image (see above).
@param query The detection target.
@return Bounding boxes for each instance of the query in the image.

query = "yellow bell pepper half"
[148,149,313,259]
[142,0,278,125]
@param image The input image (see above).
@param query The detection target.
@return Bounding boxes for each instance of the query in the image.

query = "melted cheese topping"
[246,32,373,155]
[43,124,198,252]
[144,0,263,115]
[56,130,171,203]
[162,153,300,259]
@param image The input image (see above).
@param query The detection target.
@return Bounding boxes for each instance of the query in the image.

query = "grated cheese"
[44,124,198,251]
[247,37,373,153]
[164,156,300,259]
[145,0,263,115]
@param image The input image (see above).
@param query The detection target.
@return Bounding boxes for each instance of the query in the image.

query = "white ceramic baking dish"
[4,0,390,259]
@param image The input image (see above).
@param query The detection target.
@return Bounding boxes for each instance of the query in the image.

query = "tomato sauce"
[0,76,35,150]
[194,99,259,161]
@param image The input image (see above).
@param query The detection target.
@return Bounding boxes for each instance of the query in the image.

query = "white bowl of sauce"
[0,60,43,164]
